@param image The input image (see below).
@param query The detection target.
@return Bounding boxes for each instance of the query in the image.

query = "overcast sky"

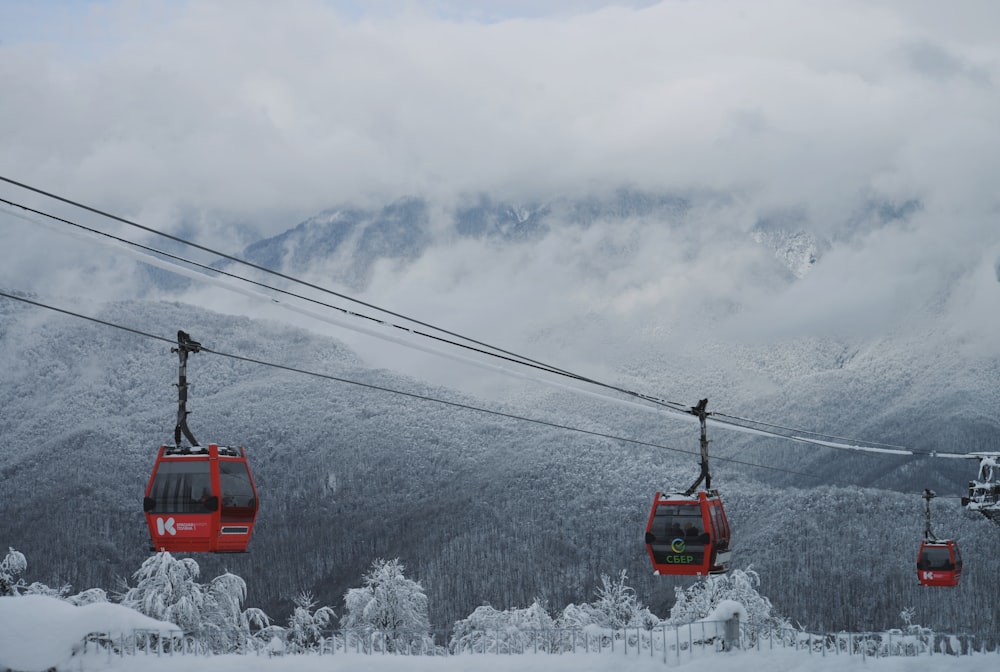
[1,0,999,382]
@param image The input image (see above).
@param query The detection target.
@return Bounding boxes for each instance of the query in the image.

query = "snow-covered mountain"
[1,298,998,639]
[232,188,926,293]
[215,187,998,469]
[238,198,433,291]
[2,187,999,638]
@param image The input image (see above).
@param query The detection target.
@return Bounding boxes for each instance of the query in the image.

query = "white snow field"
[42,647,1000,672]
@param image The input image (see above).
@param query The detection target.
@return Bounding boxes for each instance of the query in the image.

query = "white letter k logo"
[156,517,177,536]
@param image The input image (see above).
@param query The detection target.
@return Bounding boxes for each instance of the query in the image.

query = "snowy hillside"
[211,187,1000,485]
[1,297,998,640]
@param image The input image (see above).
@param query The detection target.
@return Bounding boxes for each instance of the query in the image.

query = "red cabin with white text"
[645,490,731,576]
[917,539,962,588]
[144,443,258,553]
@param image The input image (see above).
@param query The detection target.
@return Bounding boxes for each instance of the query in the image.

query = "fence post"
[724,614,740,652]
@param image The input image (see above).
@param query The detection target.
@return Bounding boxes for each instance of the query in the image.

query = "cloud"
[0,0,995,223]
[1,0,999,370]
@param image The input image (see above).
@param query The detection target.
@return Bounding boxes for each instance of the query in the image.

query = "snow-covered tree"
[0,547,27,596]
[119,553,267,653]
[506,600,553,632]
[667,567,787,634]
[593,569,638,628]
[342,558,431,651]
[200,572,270,653]
[119,553,206,635]
[899,606,932,645]
[452,601,554,653]
[592,569,658,629]
[285,591,336,653]
[553,570,659,633]
[0,547,69,597]
[555,602,600,629]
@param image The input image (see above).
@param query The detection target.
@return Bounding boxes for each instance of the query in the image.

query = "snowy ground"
[75,650,992,672]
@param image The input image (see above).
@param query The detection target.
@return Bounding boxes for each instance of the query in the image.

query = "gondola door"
[215,447,259,552]
[144,445,216,553]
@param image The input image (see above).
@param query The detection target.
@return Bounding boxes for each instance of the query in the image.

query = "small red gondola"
[644,400,732,576]
[645,490,732,576]
[916,489,961,587]
[144,443,259,553]
[143,330,259,553]
[916,539,962,588]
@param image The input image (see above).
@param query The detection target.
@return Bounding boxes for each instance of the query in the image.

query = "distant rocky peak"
[750,218,826,280]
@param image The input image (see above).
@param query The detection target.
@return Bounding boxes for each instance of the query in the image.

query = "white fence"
[75,618,998,666]
[746,624,994,659]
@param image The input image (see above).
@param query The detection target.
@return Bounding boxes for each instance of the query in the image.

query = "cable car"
[645,489,732,575]
[916,489,960,587]
[143,331,259,553]
[917,539,962,588]
[144,443,258,553]
[644,399,732,576]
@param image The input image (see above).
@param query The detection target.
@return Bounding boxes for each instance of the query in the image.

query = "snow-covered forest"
[0,543,773,654]
[6,543,992,671]
[1,298,999,643]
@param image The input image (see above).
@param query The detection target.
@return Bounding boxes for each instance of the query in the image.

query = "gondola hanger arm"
[173,330,202,448]
[683,399,712,496]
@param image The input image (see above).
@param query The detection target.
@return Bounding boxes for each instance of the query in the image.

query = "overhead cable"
[0,188,695,416]
[0,177,976,461]
[0,197,702,424]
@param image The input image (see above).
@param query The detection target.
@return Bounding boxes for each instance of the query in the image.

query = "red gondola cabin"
[144,443,259,553]
[916,539,962,587]
[645,490,732,576]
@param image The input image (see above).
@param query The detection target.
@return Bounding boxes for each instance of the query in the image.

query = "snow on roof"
[0,594,180,672]
[701,599,748,623]
[657,492,698,502]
